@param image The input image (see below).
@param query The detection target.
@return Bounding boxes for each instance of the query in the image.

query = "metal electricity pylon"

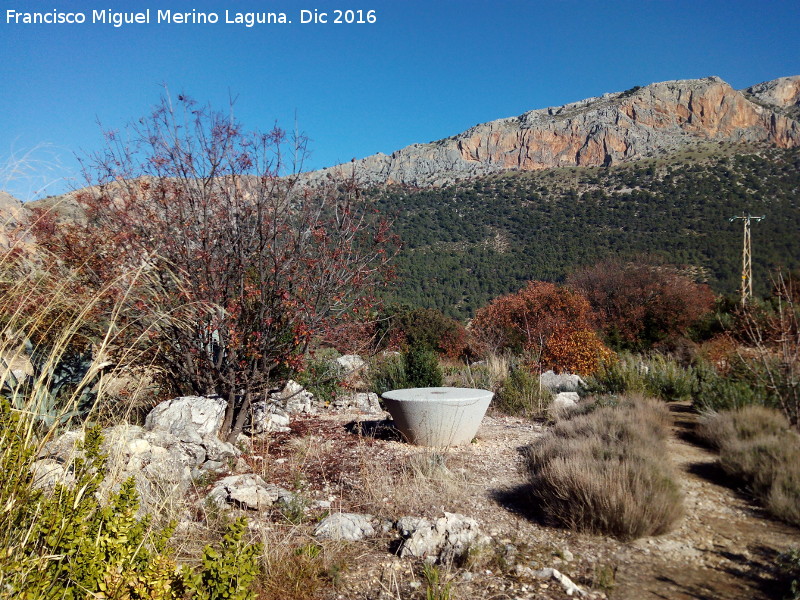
[729,214,765,307]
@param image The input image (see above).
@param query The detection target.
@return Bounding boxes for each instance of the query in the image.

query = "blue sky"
[1,0,798,199]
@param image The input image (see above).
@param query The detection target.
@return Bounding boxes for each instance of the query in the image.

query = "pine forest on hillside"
[372,145,800,318]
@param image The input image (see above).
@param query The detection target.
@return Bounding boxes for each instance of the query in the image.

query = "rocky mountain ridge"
[3,75,798,207]
[305,75,800,187]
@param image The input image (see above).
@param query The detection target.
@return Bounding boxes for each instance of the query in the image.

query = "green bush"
[778,547,800,600]
[296,352,343,404]
[585,353,648,397]
[692,360,770,413]
[368,353,408,395]
[694,374,764,412]
[588,353,695,402]
[403,346,443,388]
[368,346,444,393]
[191,516,262,600]
[494,367,552,418]
[525,397,683,540]
[0,399,262,599]
[643,354,695,402]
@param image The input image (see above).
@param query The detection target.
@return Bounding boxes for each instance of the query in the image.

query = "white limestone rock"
[336,354,365,373]
[144,395,227,443]
[207,474,295,511]
[539,371,586,394]
[314,512,376,541]
[398,512,491,563]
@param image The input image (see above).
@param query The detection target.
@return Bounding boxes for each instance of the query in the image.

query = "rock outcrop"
[744,75,800,120]
[539,370,586,394]
[305,76,800,187]
[36,419,240,516]
[397,512,491,563]
[314,512,378,542]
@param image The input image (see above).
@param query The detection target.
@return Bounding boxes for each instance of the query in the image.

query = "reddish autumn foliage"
[29,94,395,441]
[472,281,595,354]
[542,328,614,376]
[567,259,715,350]
[471,281,609,373]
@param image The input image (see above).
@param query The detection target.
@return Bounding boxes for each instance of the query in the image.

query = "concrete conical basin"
[381,387,493,447]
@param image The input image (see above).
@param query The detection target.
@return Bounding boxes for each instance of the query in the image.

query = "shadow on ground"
[344,418,405,442]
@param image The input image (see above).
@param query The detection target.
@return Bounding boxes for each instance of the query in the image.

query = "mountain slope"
[309,76,800,187]
[373,146,800,317]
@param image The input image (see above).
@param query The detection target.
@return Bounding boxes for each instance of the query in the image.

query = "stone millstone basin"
[381,387,493,447]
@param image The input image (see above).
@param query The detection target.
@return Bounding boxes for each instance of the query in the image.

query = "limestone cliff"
[744,75,800,121]
[306,76,800,187]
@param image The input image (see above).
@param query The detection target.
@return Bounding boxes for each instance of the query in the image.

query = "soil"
[244,402,800,599]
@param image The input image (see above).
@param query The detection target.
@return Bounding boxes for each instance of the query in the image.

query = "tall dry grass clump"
[355,448,470,518]
[0,221,264,598]
[525,396,683,540]
[699,406,800,526]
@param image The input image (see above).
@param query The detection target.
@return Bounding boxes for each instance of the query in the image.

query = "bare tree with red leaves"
[567,258,715,350]
[30,94,394,441]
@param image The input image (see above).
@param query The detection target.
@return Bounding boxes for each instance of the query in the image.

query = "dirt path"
[265,404,800,599]
[609,403,799,599]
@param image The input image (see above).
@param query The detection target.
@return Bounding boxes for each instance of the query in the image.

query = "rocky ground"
[35,382,800,599]
[244,401,799,599]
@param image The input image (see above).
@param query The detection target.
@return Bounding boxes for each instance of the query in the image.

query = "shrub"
[642,354,695,402]
[525,397,683,540]
[494,367,551,418]
[382,306,469,360]
[735,273,800,427]
[30,93,395,442]
[443,362,493,392]
[472,281,612,374]
[472,281,595,356]
[585,353,649,396]
[368,353,408,395]
[257,540,335,600]
[545,328,615,376]
[699,407,800,526]
[697,405,791,449]
[567,258,715,350]
[295,351,343,404]
[191,516,262,600]
[0,401,262,598]
[692,359,773,413]
[588,353,695,402]
[404,345,443,388]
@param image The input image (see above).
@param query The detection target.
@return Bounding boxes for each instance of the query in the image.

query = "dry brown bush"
[767,469,800,525]
[697,405,791,449]
[525,396,683,540]
[700,407,800,526]
[255,527,350,600]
